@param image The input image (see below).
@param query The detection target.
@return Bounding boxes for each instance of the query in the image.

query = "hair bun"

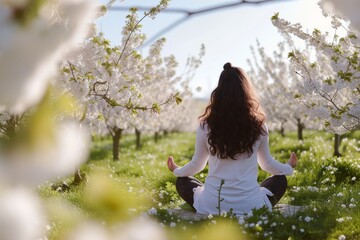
[223,62,232,70]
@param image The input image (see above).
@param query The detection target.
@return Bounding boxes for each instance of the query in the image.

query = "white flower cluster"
[0,0,96,113]
[56,8,205,158]
[271,7,360,134]
[69,217,166,240]
[248,40,321,135]
[0,0,96,239]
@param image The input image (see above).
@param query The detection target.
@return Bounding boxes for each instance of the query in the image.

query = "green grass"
[39,130,360,240]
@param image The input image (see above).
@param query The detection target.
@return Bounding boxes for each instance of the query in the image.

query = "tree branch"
[110,0,297,47]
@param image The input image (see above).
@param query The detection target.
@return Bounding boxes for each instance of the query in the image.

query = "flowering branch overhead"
[109,0,297,47]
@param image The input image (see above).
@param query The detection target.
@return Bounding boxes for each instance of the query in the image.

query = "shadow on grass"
[89,147,111,161]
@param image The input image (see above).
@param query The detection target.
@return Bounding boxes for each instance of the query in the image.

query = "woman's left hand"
[167,156,179,172]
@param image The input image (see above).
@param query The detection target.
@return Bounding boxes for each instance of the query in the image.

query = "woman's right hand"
[167,156,179,172]
[287,152,298,168]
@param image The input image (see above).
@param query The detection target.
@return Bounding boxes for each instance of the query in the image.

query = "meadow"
[40,130,360,240]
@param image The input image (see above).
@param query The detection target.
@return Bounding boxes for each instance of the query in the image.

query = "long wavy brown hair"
[199,62,266,159]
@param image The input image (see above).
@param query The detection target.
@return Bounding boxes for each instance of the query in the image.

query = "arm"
[257,128,294,175]
[172,126,209,177]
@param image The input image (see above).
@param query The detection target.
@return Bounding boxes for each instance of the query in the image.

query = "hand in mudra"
[287,152,298,168]
[167,156,179,172]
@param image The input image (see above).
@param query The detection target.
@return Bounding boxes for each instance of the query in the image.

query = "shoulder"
[261,123,269,134]
[258,123,269,142]
[197,122,209,137]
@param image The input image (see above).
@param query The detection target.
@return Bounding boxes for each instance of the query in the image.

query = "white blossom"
[0,121,90,186]
[304,216,311,222]
[338,234,346,240]
[0,0,97,113]
[0,188,46,240]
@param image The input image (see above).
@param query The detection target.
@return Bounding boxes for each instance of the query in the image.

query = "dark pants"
[175,175,287,209]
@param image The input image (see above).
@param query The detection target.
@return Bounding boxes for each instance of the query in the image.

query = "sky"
[97,0,333,99]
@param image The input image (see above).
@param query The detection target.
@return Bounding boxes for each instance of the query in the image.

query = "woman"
[167,62,297,215]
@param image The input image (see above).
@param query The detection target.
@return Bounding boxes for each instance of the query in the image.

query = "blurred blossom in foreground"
[0,0,97,113]
[69,217,167,240]
[0,188,46,240]
[68,222,109,240]
[0,122,90,186]
[320,0,360,31]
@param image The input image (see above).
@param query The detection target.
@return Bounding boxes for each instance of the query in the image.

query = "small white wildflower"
[238,217,245,225]
[336,218,344,223]
[304,216,311,222]
[220,210,227,217]
[292,225,296,230]
[249,223,255,228]
[207,214,213,219]
[338,234,346,240]
[349,204,355,208]
[337,192,344,197]
[308,186,319,192]
[246,212,253,217]
[170,222,176,227]
[351,177,356,181]
[341,204,346,208]
[148,207,157,215]
[350,198,355,202]
[300,228,305,233]
[270,222,277,227]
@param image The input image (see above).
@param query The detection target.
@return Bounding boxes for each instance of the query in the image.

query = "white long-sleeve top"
[173,124,293,215]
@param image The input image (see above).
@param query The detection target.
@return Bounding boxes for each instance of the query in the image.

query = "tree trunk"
[73,169,86,185]
[163,130,168,137]
[135,128,142,150]
[333,133,341,157]
[4,115,18,140]
[112,128,122,161]
[154,132,159,143]
[279,125,285,137]
[297,118,304,140]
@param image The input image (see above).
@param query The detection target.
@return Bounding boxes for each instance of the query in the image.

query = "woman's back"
[191,125,268,214]
[167,62,297,216]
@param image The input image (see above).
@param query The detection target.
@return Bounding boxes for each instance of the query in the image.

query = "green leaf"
[108,99,119,107]
[174,92,182,105]
[313,28,321,36]
[152,103,160,114]
[271,12,279,21]
[62,67,70,74]
[131,109,138,115]
[294,93,302,99]
[288,52,295,59]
